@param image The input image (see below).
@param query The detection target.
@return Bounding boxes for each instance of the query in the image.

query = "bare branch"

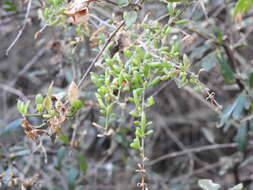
[149,143,241,166]
[5,0,32,56]
[77,20,125,88]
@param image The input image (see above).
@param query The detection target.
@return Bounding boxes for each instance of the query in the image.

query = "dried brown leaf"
[47,81,54,98]
[21,120,48,141]
[43,96,52,111]
[67,81,80,103]
[65,0,89,24]
[34,31,41,40]
[64,0,99,24]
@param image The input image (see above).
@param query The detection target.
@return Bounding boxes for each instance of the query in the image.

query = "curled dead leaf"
[67,81,80,103]
[48,100,68,133]
[64,0,99,24]
[22,120,48,141]
[34,31,41,40]
[34,24,48,40]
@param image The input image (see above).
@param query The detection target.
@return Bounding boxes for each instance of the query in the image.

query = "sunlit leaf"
[17,100,24,114]
[23,101,30,115]
[130,137,141,149]
[229,183,243,190]
[35,94,44,105]
[145,129,154,136]
[71,100,83,112]
[235,0,253,15]
[146,96,155,107]
[175,19,190,25]
[198,179,221,190]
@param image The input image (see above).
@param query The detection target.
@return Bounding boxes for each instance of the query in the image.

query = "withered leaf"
[22,120,48,141]
[43,96,52,111]
[48,100,68,134]
[47,81,54,98]
[42,81,54,112]
[64,0,99,24]
[67,81,80,103]
[64,0,89,24]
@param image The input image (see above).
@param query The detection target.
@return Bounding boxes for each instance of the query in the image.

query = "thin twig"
[9,47,47,86]
[0,83,26,99]
[5,0,33,56]
[77,20,125,88]
[148,80,173,99]
[104,0,118,6]
[163,126,194,187]
[149,142,241,166]
[171,162,222,183]
[90,14,116,29]
[0,6,39,19]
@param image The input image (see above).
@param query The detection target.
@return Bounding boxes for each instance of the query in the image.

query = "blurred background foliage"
[0,0,253,189]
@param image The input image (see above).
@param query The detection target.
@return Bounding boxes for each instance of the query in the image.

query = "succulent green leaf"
[235,0,253,15]
[145,129,154,136]
[36,104,43,113]
[35,94,44,104]
[146,96,155,107]
[23,101,30,115]
[71,100,83,111]
[130,137,141,149]
[175,19,190,25]
[17,100,24,114]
